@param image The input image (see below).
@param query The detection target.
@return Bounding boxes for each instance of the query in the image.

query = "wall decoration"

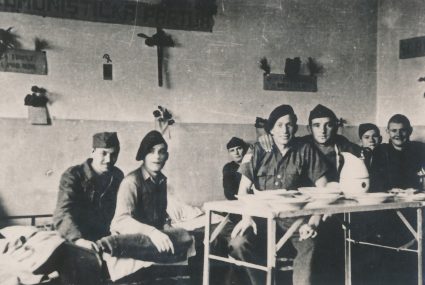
[153,105,175,138]
[260,57,323,92]
[0,0,217,32]
[0,28,48,75]
[24,86,51,125]
[103,54,113,80]
[400,36,425,59]
[138,28,175,87]
[0,27,19,59]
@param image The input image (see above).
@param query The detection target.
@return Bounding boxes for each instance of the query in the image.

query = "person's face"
[91,147,119,174]
[310,117,337,145]
[228,146,244,163]
[387,122,411,149]
[144,143,168,174]
[361,129,382,150]
[270,114,297,147]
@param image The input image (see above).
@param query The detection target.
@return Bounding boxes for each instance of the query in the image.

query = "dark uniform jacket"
[53,159,124,241]
[370,141,425,192]
[222,161,241,200]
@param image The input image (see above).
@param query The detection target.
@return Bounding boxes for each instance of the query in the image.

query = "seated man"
[303,104,361,182]
[223,136,249,201]
[53,132,124,284]
[368,114,425,285]
[229,104,329,285]
[371,114,425,192]
[103,130,192,261]
[358,123,382,168]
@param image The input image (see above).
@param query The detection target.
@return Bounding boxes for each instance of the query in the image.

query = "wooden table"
[202,199,425,285]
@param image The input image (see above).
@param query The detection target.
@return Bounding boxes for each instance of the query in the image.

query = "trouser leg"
[228,227,266,285]
[56,243,103,285]
[97,227,193,263]
[291,235,316,285]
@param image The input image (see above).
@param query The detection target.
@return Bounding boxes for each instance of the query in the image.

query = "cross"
[138,28,175,87]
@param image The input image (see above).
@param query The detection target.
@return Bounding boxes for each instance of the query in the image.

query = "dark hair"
[387,114,411,129]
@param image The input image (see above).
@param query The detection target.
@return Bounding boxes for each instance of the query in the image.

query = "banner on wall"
[0,49,48,75]
[0,0,216,32]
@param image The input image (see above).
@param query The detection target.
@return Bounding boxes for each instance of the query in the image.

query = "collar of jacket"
[140,165,167,185]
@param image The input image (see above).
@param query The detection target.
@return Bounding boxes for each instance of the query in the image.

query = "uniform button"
[277,175,282,179]
[275,182,279,186]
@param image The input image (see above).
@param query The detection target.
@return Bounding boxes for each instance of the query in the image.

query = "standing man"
[229,104,329,285]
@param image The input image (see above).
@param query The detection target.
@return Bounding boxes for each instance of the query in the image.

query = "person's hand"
[231,216,257,238]
[258,134,273,152]
[148,229,175,254]
[299,224,317,241]
[75,238,100,252]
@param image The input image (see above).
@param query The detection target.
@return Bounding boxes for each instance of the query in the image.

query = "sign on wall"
[400,36,425,59]
[0,49,48,75]
[0,0,216,32]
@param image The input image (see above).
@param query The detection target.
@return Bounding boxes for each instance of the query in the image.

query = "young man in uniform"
[229,104,329,285]
[99,130,193,281]
[53,132,124,284]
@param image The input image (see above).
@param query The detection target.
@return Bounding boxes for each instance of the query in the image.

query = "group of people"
[221,104,425,285]
[49,102,425,285]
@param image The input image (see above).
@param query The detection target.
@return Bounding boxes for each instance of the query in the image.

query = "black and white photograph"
[0,0,425,284]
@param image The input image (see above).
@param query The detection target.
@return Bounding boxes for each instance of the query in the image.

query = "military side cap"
[92,132,120,148]
[308,104,338,125]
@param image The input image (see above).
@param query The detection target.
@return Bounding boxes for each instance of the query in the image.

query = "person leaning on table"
[228,104,329,285]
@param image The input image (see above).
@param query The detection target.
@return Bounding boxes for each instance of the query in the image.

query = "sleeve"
[238,144,259,183]
[53,170,83,241]
[369,146,388,192]
[110,177,156,235]
[304,144,329,184]
[222,164,239,200]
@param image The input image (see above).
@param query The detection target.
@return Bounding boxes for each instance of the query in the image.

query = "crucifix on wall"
[138,28,175,87]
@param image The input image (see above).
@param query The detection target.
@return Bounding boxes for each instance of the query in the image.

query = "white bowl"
[298,187,342,195]
[267,196,310,211]
[352,193,394,205]
[253,189,299,197]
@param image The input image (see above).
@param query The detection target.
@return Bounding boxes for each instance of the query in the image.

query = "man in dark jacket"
[53,131,124,251]
[222,137,248,200]
[52,132,123,285]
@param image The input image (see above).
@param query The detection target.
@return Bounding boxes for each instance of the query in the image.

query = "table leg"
[203,210,212,285]
[344,213,352,285]
[267,217,276,285]
[417,208,423,285]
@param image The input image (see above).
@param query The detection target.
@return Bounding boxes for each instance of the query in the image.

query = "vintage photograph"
[0,0,425,284]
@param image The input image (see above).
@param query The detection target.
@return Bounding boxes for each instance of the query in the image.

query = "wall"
[0,0,379,215]
[376,0,425,127]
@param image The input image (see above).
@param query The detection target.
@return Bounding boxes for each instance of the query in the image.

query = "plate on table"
[298,187,342,196]
[305,193,341,208]
[352,193,394,205]
[253,189,299,197]
[267,196,310,211]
